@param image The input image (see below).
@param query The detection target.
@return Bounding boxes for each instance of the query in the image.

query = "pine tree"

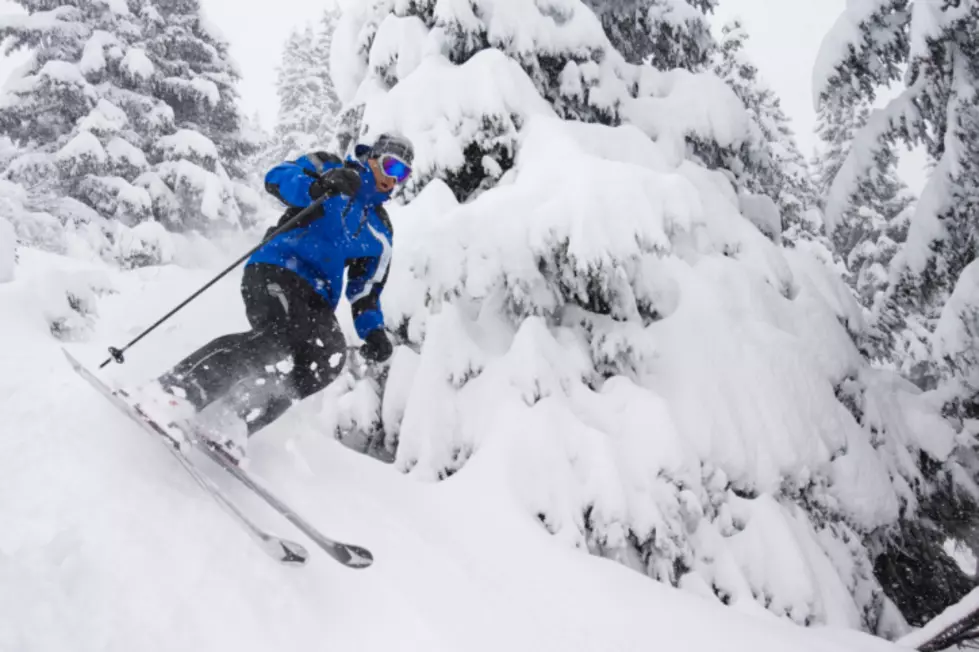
[0,0,258,261]
[813,102,869,203]
[140,0,259,230]
[270,26,325,162]
[712,19,821,243]
[326,0,966,636]
[813,101,915,312]
[266,10,343,164]
[816,0,979,623]
[314,7,342,150]
[816,2,979,387]
[581,0,718,70]
[332,0,637,202]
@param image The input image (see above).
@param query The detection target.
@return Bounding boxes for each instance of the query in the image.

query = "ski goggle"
[379,154,411,183]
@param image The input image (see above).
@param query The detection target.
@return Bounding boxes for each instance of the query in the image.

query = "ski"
[63,349,310,567]
[193,436,374,570]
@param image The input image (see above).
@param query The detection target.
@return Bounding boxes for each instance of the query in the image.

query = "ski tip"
[338,544,374,569]
[279,540,310,566]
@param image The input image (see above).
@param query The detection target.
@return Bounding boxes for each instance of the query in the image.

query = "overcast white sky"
[0,0,925,188]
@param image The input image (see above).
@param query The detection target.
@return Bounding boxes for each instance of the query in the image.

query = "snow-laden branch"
[898,587,979,651]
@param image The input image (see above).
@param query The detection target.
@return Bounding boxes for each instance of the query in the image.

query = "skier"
[130,133,414,455]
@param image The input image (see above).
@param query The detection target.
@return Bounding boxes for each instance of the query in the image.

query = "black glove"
[309,168,361,200]
[360,329,393,364]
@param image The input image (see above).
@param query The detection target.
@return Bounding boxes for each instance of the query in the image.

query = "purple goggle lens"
[380,155,411,183]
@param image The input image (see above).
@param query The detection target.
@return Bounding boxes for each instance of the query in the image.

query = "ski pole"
[100,193,347,369]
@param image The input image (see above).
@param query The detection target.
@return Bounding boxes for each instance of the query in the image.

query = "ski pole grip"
[100,346,126,368]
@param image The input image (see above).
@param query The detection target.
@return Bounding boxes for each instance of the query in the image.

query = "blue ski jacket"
[248,151,394,340]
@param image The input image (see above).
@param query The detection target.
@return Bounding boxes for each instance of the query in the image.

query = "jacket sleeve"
[346,224,393,340]
[264,152,342,208]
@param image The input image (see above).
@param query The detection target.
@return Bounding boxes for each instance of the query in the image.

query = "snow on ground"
[0,246,904,652]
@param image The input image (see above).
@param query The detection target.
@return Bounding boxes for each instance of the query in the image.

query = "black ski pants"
[159,263,347,435]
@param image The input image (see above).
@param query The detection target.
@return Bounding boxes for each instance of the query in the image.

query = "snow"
[625,67,752,166]
[56,132,108,166]
[0,248,908,652]
[739,191,782,241]
[80,31,120,77]
[363,88,940,630]
[368,14,430,84]
[94,0,132,15]
[330,5,370,103]
[157,129,220,163]
[36,59,87,86]
[812,0,901,103]
[358,49,555,183]
[155,159,232,224]
[933,259,979,361]
[106,137,149,170]
[0,1,960,647]
[822,81,926,236]
[79,99,129,135]
[191,78,221,107]
[122,48,155,80]
[0,216,15,282]
[897,586,979,649]
[0,7,87,38]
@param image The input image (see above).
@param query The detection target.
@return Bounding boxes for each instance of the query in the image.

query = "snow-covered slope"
[0,248,903,652]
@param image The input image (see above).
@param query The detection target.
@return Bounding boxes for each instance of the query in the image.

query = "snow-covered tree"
[265,10,343,164]
[0,0,259,264]
[813,101,915,312]
[315,7,342,148]
[815,0,979,623]
[331,0,758,204]
[270,26,326,162]
[813,0,977,374]
[316,0,979,639]
[713,19,822,244]
[581,0,718,69]
[814,101,868,203]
